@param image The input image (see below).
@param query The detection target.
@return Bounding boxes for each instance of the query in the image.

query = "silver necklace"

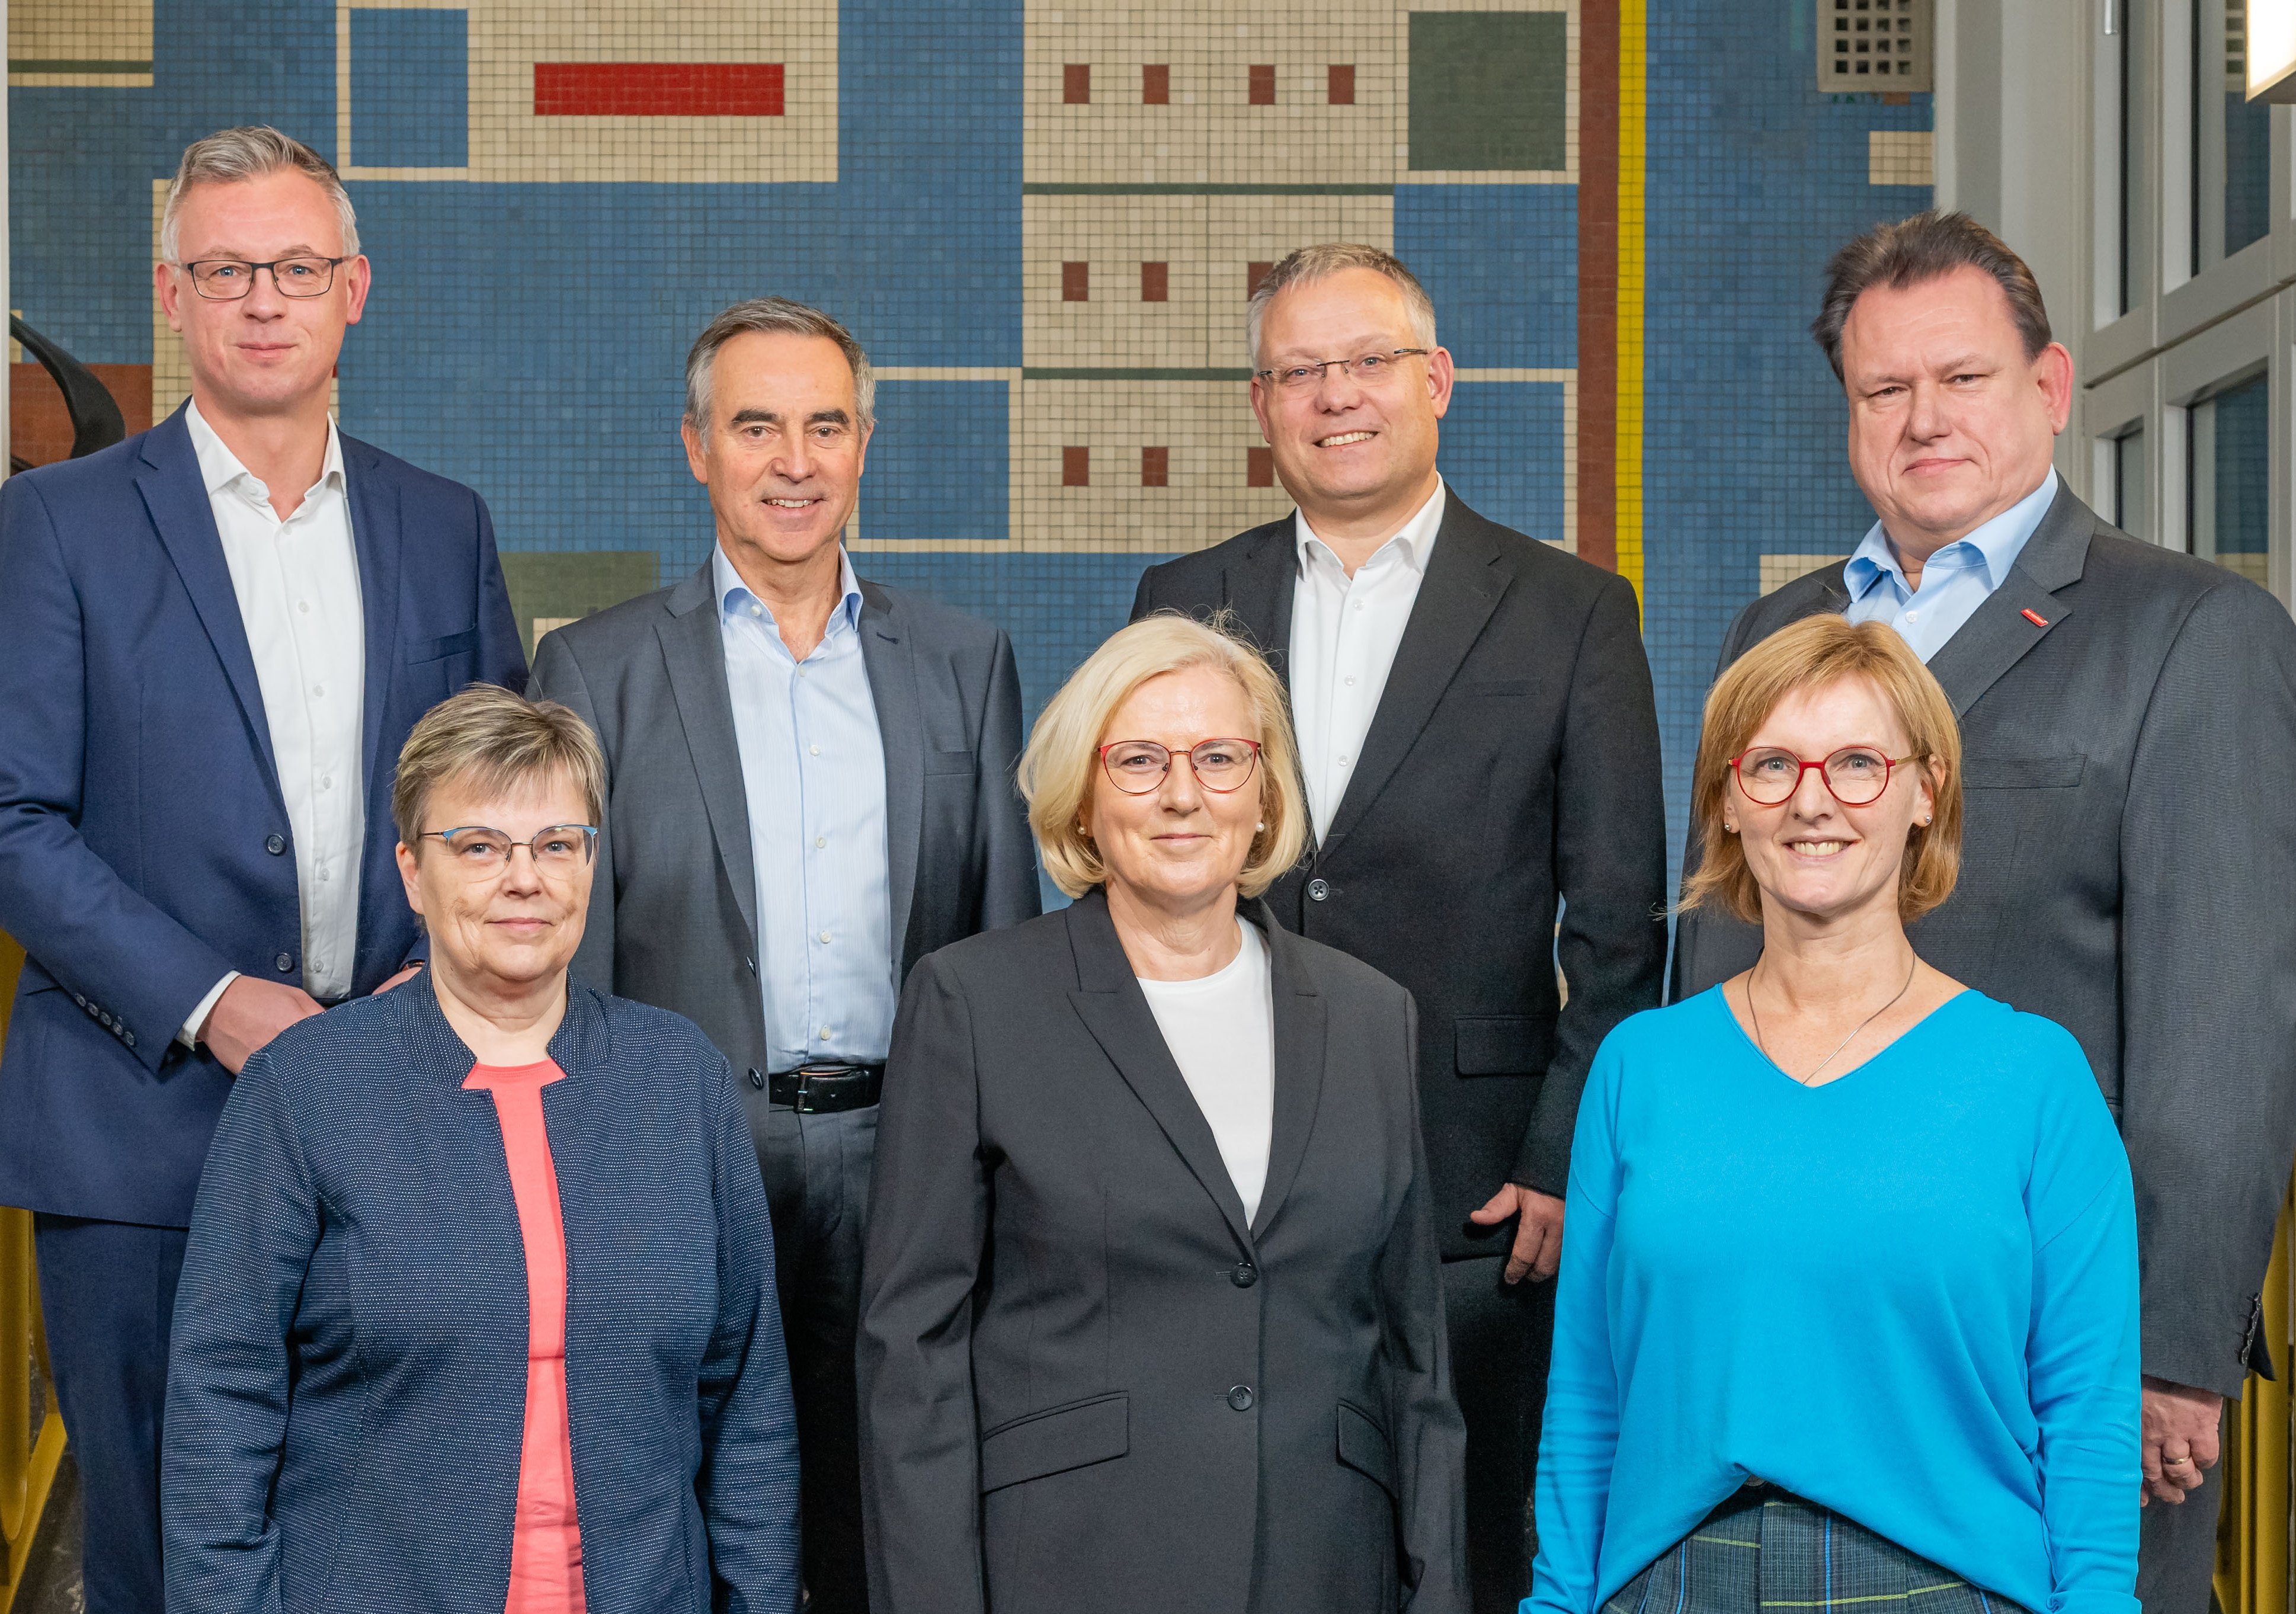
[1745,951,1918,1085]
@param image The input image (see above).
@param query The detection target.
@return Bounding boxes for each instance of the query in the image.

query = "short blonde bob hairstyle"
[1681,614,1963,925]
[392,684,607,851]
[1022,613,1308,900]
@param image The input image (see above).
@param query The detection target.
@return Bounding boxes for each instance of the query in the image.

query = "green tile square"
[499,550,661,661]
[1408,12,1568,172]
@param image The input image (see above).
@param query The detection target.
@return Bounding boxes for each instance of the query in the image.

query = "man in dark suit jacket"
[1672,212,2296,1614]
[530,297,1038,1614]
[0,127,523,1614]
[1132,244,1667,1612]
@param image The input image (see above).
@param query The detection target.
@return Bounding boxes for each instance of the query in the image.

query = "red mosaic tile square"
[1246,446,1275,488]
[1247,64,1275,105]
[1062,446,1091,486]
[533,62,784,117]
[1142,64,1170,104]
[1328,65,1355,104]
[1140,261,1168,302]
[1246,261,1273,299]
[1141,446,1169,486]
[1062,261,1090,301]
[1063,63,1091,104]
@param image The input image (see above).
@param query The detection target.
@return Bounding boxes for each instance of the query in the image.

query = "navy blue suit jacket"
[0,405,526,1226]
[164,974,801,1613]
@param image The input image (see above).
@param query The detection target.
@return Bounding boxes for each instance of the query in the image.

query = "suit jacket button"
[744,957,757,975]
[1227,1385,1255,1411]
[749,1068,766,1089]
[1306,878,1330,902]
[1231,1262,1257,1288]
[123,1031,136,1048]
[274,952,295,973]
[264,833,286,856]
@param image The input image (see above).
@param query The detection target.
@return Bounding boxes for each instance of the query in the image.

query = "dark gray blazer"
[529,561,1040,1117]
[1132,491,1669,1248]
[1674,485,2296,1398]
[857,892,1468,1614]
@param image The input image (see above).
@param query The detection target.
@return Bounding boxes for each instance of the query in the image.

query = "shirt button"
[297,600,311,614]
[1344,675,1356,686]
[1353,601,1364,612]
[1306,878,1330,902]
[1227,1385,1255,1411]
[264,833,286,855]
[274,952,295,973]
[750,604,763,617]
[1337,754,1350,767]
[815,836,826,849]
[311,684,324,698]
[819,930,831,944]
[809,744,820,756]
[819,1026,832,1040]
[319,776,332,791]
[1231,1261,1257,1288]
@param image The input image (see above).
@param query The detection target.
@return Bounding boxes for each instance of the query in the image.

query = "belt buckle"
[792,1062,857,1114]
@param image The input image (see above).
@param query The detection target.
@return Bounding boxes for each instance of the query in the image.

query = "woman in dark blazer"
[163,686,799,1614]
[859,614,1466,1614]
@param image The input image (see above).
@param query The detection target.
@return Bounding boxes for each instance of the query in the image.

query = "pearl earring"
[1256,821,1266,831]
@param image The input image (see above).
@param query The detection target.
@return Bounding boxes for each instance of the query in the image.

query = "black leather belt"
[767,1062,884,1114]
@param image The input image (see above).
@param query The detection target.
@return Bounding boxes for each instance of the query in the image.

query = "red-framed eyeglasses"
[1727,745,1920,807]
[1098,738,1262,795]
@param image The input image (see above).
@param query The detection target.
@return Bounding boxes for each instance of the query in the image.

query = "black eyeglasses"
[417,824,598,876]
[178,257,348,300]
[1253,349,1433,392]
[1098,738,1261,795]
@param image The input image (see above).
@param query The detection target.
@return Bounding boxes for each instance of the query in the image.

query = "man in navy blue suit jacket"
[0,127,524,1613]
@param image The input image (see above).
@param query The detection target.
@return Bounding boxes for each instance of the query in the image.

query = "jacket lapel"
[859,581,924,969]
[1247,903,1325,1240]
[1922,489,2091,718]
[654,563,759,946]
[1062,892,1257,1252]
[1217,523,1298,692]
[1322,496,1511,846]
[340,431,404,812]
[134,409,284,796]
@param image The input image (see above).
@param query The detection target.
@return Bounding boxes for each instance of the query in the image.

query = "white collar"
[185,396,345,502]
[1295,479,1447,575]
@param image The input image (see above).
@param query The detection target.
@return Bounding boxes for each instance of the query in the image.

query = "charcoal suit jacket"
[857,891,1466,1614]
[1672,483,2296,1399]
[1130,490,1670,1248]
[528,559,1039,1117]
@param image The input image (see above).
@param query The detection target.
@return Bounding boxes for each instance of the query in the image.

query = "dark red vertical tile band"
[1577,0,1620,572]
[533,62,786,117]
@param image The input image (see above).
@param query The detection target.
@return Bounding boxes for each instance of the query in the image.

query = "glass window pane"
[2122,0,2151,314]
[2189,373,2270,582]
[2195,0,2272,271]
[2115,427,2150,541]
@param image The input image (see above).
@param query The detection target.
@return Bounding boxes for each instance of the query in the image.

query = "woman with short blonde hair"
[860,614,1466,1613]
[1530,614,2138,1614]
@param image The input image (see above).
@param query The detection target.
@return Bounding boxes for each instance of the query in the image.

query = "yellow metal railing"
[2217,1181,2294,1614]
[0,931,64,1614]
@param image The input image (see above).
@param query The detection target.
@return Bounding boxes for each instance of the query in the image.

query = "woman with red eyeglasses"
[1528,613,2137,1614]
[857,613,1466,1614]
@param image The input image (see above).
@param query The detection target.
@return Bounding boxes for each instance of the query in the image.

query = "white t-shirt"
[1136,920,1277,1223]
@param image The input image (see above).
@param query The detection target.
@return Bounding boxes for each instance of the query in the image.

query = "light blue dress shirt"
[714,545,895,1072]
[1842,469,2058,661]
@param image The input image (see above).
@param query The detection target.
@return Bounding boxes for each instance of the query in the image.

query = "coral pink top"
[464,1059,587,1614]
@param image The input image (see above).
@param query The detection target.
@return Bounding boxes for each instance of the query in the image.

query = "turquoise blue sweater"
[1526,988,2139,1614]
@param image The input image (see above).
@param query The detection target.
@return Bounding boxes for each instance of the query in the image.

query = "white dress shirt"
[1136,918,1276,1222]
[714,545,897,1070]
[180,400,367,1042]
[1288,480,1447,840]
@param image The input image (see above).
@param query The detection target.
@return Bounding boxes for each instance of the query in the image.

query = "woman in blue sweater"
[1527,615,2138,1614]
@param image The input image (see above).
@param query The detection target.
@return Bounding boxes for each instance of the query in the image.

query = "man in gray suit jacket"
[530,298,1039,1614]
[1673,213,2296,1614]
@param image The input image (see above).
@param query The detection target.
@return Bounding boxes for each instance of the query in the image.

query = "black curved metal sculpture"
[9,315,128,474]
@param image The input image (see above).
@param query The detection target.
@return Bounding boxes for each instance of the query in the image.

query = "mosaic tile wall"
[9,0,1930,903]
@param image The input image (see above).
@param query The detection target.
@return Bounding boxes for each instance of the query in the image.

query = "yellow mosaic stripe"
[1615,0,1647,613]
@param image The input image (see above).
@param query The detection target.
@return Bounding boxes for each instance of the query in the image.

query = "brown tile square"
[1140,261,1168,302]
[1246,261,1274,299]
[1247,446,1275,488]
[1062,63,1090,104]
[1141,446,1169,487]
[1327,65,1355,104]
[1142,63,1169,104]
[1062,446,1091,486]
[1062,261,1090,301]
[1248,63,1275,104]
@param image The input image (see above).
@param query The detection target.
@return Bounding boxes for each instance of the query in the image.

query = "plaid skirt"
[1606,1485,2032,1614]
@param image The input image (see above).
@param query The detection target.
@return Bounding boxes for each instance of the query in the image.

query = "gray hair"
[1245,243,1437,367]
[684,297,876,431]
[159,126,360,264]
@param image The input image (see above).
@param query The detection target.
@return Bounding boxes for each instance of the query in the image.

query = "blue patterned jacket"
[162,972,800,1613]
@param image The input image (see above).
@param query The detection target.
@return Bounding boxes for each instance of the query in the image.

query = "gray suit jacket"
[1674,485,2296,1397]
[858,892,1468,1614]
[529,561,1039,1115]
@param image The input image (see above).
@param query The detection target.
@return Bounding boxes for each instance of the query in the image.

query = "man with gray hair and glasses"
[1132,243,1669,1612]
[530,296,1037,1613]
[0,126,523,1612]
